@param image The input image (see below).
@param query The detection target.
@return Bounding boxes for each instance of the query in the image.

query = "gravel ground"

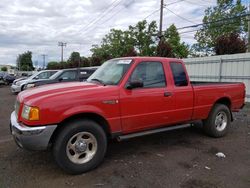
[0,85,250,188]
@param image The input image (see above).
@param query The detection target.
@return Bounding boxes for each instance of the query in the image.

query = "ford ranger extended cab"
[10,57,245,174]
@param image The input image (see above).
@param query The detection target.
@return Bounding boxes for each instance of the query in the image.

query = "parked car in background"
[0,72,7,85]
[3,74,16,85]
[11,70,58,94]
[23,67,98,90]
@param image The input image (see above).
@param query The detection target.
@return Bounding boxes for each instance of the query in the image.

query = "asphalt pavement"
[0,85,250,188]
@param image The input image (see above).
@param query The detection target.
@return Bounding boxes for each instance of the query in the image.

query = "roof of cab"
[113,56,182,62]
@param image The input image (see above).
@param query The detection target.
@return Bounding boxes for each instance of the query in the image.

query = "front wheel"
[53,119,107,174]
[203,104,231,138]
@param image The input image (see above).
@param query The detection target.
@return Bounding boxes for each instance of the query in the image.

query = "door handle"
[164,92,172,97]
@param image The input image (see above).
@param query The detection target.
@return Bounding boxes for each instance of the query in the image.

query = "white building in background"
[0,64,16,75]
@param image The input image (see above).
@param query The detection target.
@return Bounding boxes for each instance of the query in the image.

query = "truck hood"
[18,82,107,105]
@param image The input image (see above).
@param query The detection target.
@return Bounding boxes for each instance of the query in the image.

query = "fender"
[60,105,106,122]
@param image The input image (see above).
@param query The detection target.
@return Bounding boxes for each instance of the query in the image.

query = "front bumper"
[11,84,21,93]
[10,111,57,151]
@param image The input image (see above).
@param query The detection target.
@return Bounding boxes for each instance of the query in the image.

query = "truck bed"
[191,81,240,86]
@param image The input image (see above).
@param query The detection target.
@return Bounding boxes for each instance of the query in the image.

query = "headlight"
[26,83,35,88]
[21,105,40,121]
[16,81,21,86]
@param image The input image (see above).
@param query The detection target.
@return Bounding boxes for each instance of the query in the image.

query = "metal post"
[248,3,250,52]
[218,58,223,82]
[58,42,67,63]
[159,0,164,41]
[41,54,47,69]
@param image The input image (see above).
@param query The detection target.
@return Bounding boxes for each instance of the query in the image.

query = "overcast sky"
[0,0,232,67]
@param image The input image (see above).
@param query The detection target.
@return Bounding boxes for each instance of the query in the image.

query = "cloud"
[0,0,217,66]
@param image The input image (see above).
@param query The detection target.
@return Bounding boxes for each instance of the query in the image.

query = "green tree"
[195,0,247,53]
[91,29,135,60]
[47,61,59,69]
[90,20,158,60]
[1,66,7,71]
[129,20,158,56]
[156,40,173,57]
[81,56,91,67]
[16,51,34,71]
[164,24,189,58]
[68,52,81,64]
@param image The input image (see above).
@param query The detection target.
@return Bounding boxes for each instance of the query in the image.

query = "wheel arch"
[214,97,231,108]
[49,112,111,145]
[212,97,233,121]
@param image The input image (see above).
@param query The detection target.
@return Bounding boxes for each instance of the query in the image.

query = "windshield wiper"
[90,78,106,86]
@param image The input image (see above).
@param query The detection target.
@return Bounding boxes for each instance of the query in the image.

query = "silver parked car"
[11,70,58,94]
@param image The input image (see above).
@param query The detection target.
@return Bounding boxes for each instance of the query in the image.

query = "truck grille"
[15,100,20,117]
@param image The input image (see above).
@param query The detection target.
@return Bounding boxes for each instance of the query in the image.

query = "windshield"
[28,71,57,80]
[87,59,132,85]
[28,71,40,79]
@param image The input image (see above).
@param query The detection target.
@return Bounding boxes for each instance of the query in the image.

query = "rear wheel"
[203,104,231,138]
[53,119,107,174]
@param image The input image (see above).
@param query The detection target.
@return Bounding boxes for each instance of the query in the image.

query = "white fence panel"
[183,53,250,102]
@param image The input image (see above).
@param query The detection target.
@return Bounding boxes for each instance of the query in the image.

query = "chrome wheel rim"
[66,132,97,164]
[215,111,227,131]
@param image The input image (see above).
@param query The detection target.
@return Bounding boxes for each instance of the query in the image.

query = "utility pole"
[159,0,164,41]
[58,42,67,63]
[248,3,250,52]
[41,54,47,69]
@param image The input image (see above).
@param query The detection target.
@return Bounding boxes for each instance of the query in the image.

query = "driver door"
[119,61,175,133]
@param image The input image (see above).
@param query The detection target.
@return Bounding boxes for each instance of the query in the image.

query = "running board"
[117,124,191,141]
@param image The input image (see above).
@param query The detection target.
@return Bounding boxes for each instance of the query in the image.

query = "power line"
[83,0,120,30]
[83,6,127,39]
[179,15,249,35]
[80,0,124,36]
[183,0,209,8]
[164,7,197,24]
[143,0,185,20]
[177,13,249,30]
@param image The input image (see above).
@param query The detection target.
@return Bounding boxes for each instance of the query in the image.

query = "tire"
[53,119,107,174]
[203,104,231,138]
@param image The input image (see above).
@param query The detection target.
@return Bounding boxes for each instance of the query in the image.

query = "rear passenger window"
[170,62,188,86]
[130,62,166,88]
[58,71,77,80]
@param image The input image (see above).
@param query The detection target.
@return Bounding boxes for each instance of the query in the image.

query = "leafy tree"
[122,47,137,57]
[90,20,158,60]
[129,20,158,56]
[16,51,34,71]
[195,0,247,53]
[156,40,173,57]
[214,33,246,55]
[91,29,135,60]
[164,24,189,58]
[81,56,91,67]
[68,52,81,64]
[1,66,7,71]
[89,56,102,66]
[47,61,59,70]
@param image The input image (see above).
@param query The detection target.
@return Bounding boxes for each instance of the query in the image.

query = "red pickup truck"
[10,57,245,174]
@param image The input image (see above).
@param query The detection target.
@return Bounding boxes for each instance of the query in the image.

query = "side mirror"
[34,76,39,80]
[58,78,63,82]
[126,80,144,89]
